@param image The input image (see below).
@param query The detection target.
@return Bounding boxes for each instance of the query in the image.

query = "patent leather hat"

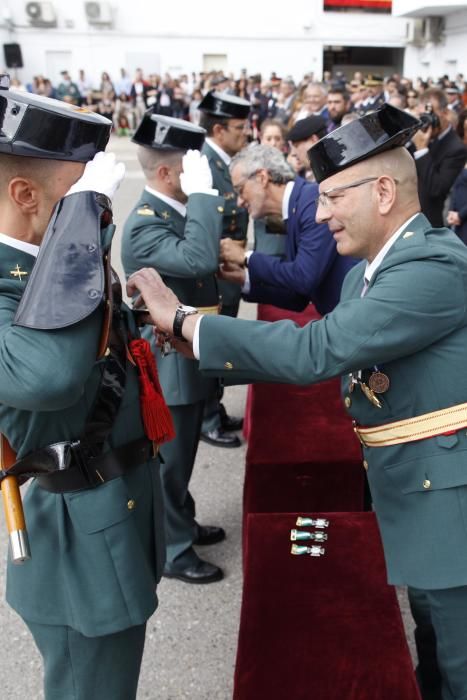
[133,112,206,151]
[198,90,251,119]
[307,104,422,184]
[0,74,111,162]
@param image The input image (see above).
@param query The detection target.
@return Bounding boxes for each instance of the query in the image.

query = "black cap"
[132,113,206,151]
[198,90,250,119]
[307,104,422,184]
[0,77,111,162]
[287,115,327,143]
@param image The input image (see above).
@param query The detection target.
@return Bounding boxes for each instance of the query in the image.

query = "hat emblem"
[155,123,169,145]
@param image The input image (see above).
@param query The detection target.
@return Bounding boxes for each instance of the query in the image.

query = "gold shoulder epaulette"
[137,205,155,216]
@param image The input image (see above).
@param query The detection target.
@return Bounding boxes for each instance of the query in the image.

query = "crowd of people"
[11,66,467,237]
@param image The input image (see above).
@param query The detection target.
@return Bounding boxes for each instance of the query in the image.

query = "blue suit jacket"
[244,177,358,314]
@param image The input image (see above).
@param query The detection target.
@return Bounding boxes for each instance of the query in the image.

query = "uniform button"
[217,206,224,213]
[127,499,136,510]
[344,396,352,408]
[423,479,431,490]
[363,460,369,471]
[224,361,233,370]
[232,209,237,214]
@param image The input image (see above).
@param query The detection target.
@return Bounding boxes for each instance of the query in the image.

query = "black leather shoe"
[219,403,244,432]
[163,559,224,584]
[200,428,241,448]
[195,525,226,546]
[221,414,244,431]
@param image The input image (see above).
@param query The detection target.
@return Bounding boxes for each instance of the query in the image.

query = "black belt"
[36,437,156,494]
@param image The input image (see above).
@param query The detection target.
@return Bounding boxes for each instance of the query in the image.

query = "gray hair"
[230,144,295,184]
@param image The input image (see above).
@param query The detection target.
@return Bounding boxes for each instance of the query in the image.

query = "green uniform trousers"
[409,585,467,700]
[160,400,204,565]
[27,620,146,700]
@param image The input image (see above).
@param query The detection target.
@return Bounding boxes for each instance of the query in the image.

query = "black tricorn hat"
[0,75,111,162]
[198,90,250,119]
[132,113,206,151]
[307,104,422,184]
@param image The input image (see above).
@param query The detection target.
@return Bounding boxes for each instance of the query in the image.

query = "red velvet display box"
[234,512,420,700]
[244,303,364,516]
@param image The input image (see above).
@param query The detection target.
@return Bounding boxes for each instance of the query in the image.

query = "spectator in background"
[406,88,420,117]
[56,70,81,105]
[275,78,297,124]
[77,69,93,105]
[189,88,203,125]
[447,163,467,244]
[115,68,132,98]
[412,87,467,227]
[100,72,115,100]
[131,68,149,123]
[171,81,187,119]
[446,85,464,116]
[292,82,329,123]
[360,74,385,112]
[456,109,467,146]
[326,86,351,131]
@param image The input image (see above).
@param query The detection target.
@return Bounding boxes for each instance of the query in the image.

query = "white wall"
[0,0,437,86]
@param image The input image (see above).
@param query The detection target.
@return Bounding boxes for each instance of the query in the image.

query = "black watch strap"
[173,306,197,339]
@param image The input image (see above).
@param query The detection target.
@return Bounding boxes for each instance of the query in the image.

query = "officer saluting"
[198,90,251,447]
[122,113,226,584]
[0,77,168,699]
[129,104,467,700]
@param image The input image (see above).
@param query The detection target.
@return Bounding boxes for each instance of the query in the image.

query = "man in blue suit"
[220,144,358,315]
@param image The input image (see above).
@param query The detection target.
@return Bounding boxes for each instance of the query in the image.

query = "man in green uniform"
[121,113,225,583]
[0,79,166,700]
[129,104,467,700]
[198,90,251,447]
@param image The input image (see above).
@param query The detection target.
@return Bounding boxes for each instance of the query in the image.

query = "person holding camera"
[411,87,466,227]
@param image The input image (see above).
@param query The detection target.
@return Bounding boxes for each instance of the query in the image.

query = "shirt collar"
[205,137,231,166]
[364,213,419,285]
[144,185,187,218]
[0,232,39,258]
[437,124,452,141]
[282,181,295,220]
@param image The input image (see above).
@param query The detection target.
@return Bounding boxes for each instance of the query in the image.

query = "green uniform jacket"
[0,238,165,637]
[121,190,224,405]
[197,214,467,590]
[202,141,249,310]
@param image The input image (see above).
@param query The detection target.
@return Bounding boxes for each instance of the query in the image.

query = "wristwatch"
[173,304,198,339]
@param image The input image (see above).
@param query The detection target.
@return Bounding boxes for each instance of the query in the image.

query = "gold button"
[423,479,431,490]
[104,347,111,356]
[344,396,352,408]
[232,209,237,214]
[217,206,224,213]
[224,361,233,370]
[127,499,136,510]
[363,460,369,471]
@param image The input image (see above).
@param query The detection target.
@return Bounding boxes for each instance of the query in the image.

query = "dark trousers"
[28,620,146,700]
[409,585,467,700]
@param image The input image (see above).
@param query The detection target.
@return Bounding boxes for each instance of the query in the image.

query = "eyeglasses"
[315,176,379,208]
[232,171,258,197]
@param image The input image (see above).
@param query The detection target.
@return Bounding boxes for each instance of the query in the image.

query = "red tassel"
[128,338,175,445]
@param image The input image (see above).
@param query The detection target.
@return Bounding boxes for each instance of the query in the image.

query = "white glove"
[65,151,126,201]
[180,149,218,197]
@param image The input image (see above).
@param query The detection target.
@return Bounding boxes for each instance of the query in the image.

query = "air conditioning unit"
[85,2,113,26]
[25,1,57,28]
[406,18,424,46]
[424,16,444,44]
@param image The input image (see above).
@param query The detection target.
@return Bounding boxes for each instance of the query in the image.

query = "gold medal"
[368,371,390,394]
[359,381,382,408]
